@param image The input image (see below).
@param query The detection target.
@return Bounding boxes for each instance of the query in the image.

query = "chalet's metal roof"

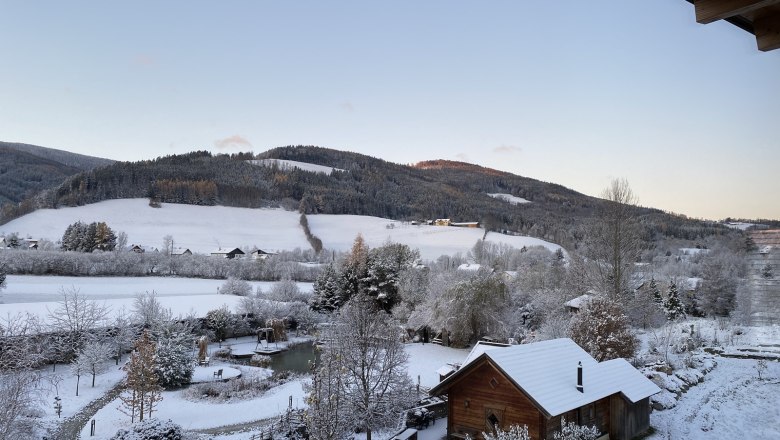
[683,0,780,51]
[431,338,661,418]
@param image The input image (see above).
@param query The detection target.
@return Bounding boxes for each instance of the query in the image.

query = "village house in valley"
[210,247,245,259]
[430,338,660,440]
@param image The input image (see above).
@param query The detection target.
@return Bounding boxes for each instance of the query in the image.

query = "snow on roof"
[432,338,660,417]
[759,245,772,254]
[457,263,482,271]
[564,293,592,309]
[211,247,243,254]
[436,365,457,377]
[461,340,511,366]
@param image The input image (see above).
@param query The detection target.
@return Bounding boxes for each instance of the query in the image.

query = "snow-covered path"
[650,357,780,439]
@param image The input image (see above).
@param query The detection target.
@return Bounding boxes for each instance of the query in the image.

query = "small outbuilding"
[429,338,660,440]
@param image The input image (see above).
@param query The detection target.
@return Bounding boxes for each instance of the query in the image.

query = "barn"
[429,338,660,440]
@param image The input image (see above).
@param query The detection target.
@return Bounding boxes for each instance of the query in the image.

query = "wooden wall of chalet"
[609,395,650,440]
[446,360,542,439]
[542,397,609,439]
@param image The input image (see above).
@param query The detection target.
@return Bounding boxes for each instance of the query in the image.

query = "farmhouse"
[210,247,245,259]
[250,249,275,260]
[434,218,452,226]
[129,244,146,253]
[429,338,660,440]
[170,247,192,256]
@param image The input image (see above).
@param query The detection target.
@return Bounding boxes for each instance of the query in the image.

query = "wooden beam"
[694,0,780,24]
[755,11,780,50]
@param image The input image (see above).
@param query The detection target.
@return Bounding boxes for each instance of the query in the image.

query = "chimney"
[576,361,583,393]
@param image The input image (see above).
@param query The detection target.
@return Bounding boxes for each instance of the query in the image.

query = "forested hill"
[0,142,111,206]
[2,145,730,248]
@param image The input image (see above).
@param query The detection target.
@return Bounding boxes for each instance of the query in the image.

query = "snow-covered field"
[306,214,561,261]
[0,198,563,260]
[0,275,313,323]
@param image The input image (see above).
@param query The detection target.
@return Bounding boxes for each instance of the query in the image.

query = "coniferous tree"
[310,263,342,312]
[650,278,664,309]
[664,280,685,321]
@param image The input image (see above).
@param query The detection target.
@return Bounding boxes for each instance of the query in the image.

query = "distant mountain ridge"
[1,145,730,248]
[0,142,113,206]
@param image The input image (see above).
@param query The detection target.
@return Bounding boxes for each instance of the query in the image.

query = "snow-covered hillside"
[0,199,563,260]
[248,158,344,175]
[487,193,531,205]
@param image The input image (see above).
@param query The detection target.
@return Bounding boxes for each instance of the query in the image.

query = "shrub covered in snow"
[110,418,183,440]
[220,277,252,296]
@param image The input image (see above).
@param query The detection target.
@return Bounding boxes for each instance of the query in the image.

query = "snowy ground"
[0,198,563,261]
[649,357,780,440]
[0,275,313,323]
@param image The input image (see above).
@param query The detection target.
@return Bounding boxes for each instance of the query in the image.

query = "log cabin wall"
[446,360,543,439]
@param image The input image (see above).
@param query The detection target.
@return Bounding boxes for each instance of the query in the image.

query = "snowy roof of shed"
[564,293,592,309]
[430,338,660,418]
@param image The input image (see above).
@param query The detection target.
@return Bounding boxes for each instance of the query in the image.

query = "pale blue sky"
[1,1,778,220]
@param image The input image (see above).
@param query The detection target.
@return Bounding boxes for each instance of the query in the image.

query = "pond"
[267,342,320,375]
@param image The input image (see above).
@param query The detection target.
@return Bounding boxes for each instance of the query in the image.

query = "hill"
[0,146,731,249]
[0,141,114,206]
[0,198,561,260]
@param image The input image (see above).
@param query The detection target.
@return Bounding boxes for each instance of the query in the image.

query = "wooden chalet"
[210,247,245,259]
[429,338,660,440]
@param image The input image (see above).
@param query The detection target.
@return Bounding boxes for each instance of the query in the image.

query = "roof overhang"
[685,0,780,51]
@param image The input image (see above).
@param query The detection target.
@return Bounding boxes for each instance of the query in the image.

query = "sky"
[1,1,778,221]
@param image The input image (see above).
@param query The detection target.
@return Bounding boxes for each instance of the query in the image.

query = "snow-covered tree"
[220,277,252,296]
[664,280,685,321]
[47,288,109,361]
[0,312,46,370]
[110,417,183,439]
[205,305,234,344]
[267,277,306,302]
[154,331,194,389]
[0,265,6,292]
[310,263,343,313]
[431,270,509,346]
[0,371,42,439]
[304,343,348,440]
[569,297,638,361]
[120,331,163,422]
[552,418,600,440]
[317,296,415,440]
[75,340,113,388]
[132,291,170,330]
[479,424,531,440]
[111,308,138,365]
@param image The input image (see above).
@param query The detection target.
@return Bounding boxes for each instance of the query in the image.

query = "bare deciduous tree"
[584,178,642,302]
[317,296,415,440]
[46,288,109,361]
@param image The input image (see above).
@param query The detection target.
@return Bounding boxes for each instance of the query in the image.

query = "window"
[484,407,505,432]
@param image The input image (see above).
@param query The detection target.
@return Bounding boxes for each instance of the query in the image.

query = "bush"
[111,418,183,440]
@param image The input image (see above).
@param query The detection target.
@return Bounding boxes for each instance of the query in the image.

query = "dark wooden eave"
[685,0,780,51]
